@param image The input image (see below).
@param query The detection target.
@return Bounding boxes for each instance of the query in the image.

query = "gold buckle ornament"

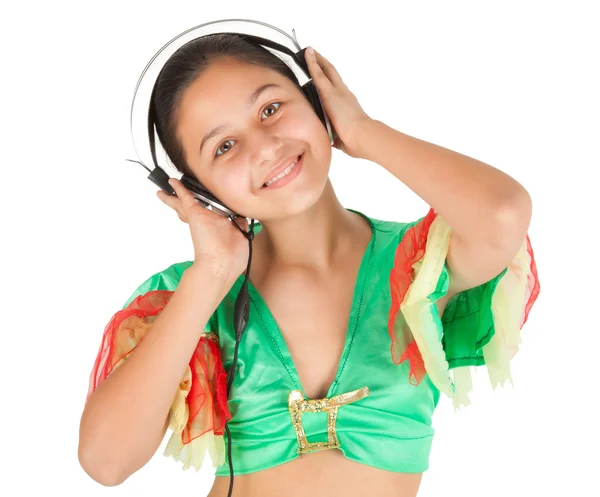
[288,386,369,454]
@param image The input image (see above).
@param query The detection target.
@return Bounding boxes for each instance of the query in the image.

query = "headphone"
[125,19,337,497]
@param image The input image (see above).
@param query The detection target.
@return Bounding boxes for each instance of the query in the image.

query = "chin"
[255,168,330,222]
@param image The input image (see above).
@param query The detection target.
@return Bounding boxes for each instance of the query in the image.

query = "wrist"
[355,118,384,161]
[177,266,234,312]
[187,260,238,289]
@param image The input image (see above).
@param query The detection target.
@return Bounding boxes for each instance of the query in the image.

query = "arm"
[356,119,532,308]
[78,265,232,486]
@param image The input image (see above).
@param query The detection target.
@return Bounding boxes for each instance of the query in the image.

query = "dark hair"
[150,33,302,178]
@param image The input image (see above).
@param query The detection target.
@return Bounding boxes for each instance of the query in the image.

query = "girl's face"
[175,57,332,221]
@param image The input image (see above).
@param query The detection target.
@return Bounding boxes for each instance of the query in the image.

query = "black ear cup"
[301,81,327,128]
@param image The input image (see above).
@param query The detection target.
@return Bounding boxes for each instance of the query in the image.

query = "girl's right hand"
[156,178,251,282]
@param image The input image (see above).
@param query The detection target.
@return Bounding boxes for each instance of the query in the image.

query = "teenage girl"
[78,33,539,497]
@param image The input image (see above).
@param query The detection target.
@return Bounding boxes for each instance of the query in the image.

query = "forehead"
[178,57,295,124]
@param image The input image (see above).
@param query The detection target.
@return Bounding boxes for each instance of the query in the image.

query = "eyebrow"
[199,83,283,154]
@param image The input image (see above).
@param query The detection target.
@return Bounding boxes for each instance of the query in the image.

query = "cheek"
[210,164,253,208]
[281,109,331,161]
[301,113,332,159]
[185,163,239,205]
[221,167,248,193]
[288,106,324,137]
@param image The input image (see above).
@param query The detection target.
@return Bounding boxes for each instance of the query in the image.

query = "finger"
[168,178,198,211]
[157,189,177,207]
[313,49,346,89]
[168,178,225,224]
[305,47,333,93]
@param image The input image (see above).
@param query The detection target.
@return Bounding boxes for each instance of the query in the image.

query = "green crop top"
[91,208,539,476]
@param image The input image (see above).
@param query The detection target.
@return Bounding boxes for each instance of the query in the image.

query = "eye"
[214,102,283,158]
[215,139,235,158]
[261,102,281,119]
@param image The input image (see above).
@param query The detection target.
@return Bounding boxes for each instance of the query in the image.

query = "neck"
[251,180,367,273]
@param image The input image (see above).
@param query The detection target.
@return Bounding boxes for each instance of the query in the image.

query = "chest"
[253,268,359,401]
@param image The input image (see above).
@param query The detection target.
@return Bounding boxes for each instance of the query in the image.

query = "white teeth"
[264,155,301,187]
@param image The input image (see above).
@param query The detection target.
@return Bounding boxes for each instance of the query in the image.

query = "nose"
[248,128,283,166]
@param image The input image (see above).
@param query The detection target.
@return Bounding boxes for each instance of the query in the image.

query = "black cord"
[224,423,235,496]
[225,217,255,497]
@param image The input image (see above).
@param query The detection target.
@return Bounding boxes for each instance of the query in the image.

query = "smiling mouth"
[261,154,304,188]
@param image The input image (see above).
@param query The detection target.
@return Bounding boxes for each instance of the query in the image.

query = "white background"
[1,0,598,495]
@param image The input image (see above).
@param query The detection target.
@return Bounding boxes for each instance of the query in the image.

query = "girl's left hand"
[305,47,372,159]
